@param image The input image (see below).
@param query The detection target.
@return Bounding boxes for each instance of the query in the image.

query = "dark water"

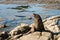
[0,4,60,32]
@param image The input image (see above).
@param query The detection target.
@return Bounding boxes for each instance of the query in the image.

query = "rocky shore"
[0,14,60,40]
[43,4,60,10]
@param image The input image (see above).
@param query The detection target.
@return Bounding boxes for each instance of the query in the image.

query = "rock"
[9,34,23,40]
[17,32,51,40]
[39,36,50,40]
[58,37,60,40]
[18,32,41,40]
[9,23,30,36]
[0,31,9,40]
[46,25,59,33]
[42,32,51,38]
[54,35,57,40]
[57,34,60,38]
[56,34,60,40]
[43,15,60,33]
[0,24,7,28]
[25,16,32,20]
[0,24,5,28]
[29,23,34,28]
[43,15,60,22]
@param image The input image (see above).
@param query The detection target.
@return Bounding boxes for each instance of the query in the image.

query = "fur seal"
[27,14,45,34]
[33,14,45,31]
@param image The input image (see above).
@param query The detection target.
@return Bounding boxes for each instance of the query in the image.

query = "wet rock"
[9,23,30,36]
[0,24,4,28]
[15,15,26,17]
[11,5,28,10]
[0,31,9,40]
[25,16,32,20]
[0,24,7,28]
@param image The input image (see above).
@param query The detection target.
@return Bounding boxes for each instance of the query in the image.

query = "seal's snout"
[33,14,37,17]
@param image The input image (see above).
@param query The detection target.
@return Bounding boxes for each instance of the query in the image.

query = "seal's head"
[33,14,41,19]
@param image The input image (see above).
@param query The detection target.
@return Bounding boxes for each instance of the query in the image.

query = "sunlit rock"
[18,32,51,40]
[0,24,7,28]
[43,15,60,33]
[9,23,30,36]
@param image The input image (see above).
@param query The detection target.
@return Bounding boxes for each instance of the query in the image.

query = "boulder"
[0,31,9,40]
[9,23,30,36]
[17,32,51,40]
[18,32,42,40]
[43,15,60,33]
[0,24,5,28]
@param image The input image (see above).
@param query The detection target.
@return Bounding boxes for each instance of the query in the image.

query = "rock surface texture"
[43,15,60,33]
